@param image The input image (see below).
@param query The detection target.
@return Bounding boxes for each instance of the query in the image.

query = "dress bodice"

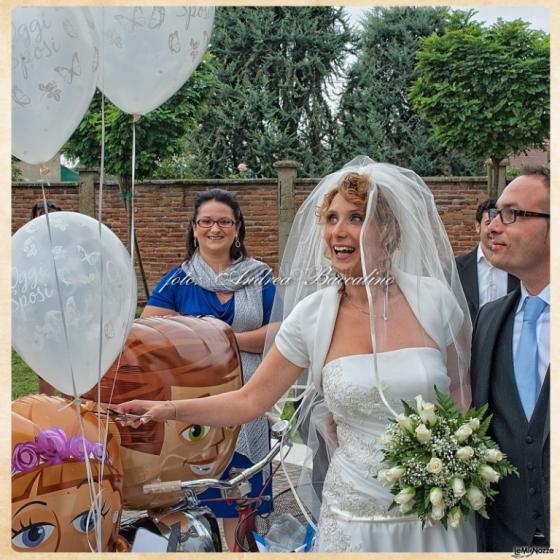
[318,349,451,525]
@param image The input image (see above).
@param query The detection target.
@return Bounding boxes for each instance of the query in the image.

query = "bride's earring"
[234,236,241,249]
[194,236,198,249]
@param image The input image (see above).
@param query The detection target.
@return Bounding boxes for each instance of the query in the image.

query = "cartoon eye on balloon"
[181,424,211,443]
[12,522,56,550]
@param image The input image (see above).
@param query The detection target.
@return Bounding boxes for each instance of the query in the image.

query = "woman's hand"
[111,400,177,428]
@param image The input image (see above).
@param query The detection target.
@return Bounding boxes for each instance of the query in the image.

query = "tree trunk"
[486,157,508,198]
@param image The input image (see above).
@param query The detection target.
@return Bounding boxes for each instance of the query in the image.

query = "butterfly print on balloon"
[54,52,81,84]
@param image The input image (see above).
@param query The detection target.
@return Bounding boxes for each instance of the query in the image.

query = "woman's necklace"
[343,292,370,315]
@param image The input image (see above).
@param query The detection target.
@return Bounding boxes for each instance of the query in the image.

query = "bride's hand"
[111,400,176,428]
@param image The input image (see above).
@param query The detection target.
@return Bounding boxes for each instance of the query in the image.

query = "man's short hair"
[475,198,497,223]
[520,165,550,188]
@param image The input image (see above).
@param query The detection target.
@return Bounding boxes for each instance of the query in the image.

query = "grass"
[12,349,38,400]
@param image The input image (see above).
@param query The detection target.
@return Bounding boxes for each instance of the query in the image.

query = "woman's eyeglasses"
[488,207,550,225]
[195,218,237,229]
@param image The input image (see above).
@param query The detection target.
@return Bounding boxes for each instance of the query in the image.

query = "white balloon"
[92,6,214,115]
[12,212,137,396]
[11,7,98,164]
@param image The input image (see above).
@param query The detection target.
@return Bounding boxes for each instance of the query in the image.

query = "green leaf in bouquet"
[477,412,493,437]
[401,399,416,416]
[433,386,462,420]
[441,516,448,530]
[423,487,432,509]
[478,507,490,520]
[474,402,489,420]
[388,501,398,511]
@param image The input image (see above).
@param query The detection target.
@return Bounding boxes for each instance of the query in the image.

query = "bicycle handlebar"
[143,419,292,496]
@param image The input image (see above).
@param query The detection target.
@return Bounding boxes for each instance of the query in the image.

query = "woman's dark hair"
[185,188,248,261]
[31,200,61,219]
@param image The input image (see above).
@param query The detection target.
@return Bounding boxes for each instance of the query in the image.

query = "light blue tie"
[514,296,547,420]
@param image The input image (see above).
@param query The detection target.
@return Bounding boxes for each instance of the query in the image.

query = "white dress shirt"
[477,244,508,306]
[513,283,550,389]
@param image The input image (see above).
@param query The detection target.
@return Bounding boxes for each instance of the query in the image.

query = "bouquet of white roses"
[376,387,518,529]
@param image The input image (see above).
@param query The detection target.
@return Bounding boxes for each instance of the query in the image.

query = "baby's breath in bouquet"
[376,387,518,528]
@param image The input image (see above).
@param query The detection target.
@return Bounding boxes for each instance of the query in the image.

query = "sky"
[344,6,550,32]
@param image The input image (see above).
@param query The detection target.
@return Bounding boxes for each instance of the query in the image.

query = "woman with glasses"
[141,188,276,549]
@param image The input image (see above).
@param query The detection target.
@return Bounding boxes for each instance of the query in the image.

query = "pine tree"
[195,7,352,177]
[333,7,482,176]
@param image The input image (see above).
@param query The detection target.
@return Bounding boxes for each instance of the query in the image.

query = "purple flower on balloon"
[91,442,109,463]
[68,435,92,461]
[12,442,40,474]
[35,427,69,465]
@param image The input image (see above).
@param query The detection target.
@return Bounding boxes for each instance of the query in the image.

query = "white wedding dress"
[314,350,477,552]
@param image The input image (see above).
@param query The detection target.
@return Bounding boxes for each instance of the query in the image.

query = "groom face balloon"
[84,315,243,509]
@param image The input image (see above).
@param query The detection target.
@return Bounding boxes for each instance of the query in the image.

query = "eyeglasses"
[488,207,550,225]
[195,218,237,229]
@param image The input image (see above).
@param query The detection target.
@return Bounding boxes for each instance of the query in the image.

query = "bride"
[115,157,477,552]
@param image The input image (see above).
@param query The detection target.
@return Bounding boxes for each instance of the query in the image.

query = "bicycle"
[120,419,294,552]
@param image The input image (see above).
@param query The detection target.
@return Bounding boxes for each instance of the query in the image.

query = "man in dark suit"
[471,166,550,552]
[456,199,519,323]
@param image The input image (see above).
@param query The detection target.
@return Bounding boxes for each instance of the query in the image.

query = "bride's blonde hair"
[316,171,401,255]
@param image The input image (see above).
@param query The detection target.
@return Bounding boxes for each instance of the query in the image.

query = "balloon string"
[70,400,103,553]
[95,91,107,554]
[38,168,81,402]
[130,117,136,264]
[360,223,399,419]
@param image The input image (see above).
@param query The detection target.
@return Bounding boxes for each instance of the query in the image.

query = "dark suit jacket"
[471,289,549,551]
[456,247,519,323]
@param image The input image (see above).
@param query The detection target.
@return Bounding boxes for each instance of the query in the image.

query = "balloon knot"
[132,113,141,123]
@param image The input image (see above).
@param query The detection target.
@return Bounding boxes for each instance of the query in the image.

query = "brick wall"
[12,176,487,301]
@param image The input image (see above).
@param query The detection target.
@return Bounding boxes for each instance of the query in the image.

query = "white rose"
[387,466,405,483]
[394,487,416,505]
[466,486,486,510]
[379,432,393,446]
[419,403,438,426]
[400,500,414,514]
[479,464,501,484]
[467,418,480,431]
[396,413,415,433]
[448,507,462,529]
[415,394,426,411]
[376,468,392,487]
[455,446,474,461]
[426,457,443,474]
[429,487,444,506]
[484,449,504,463]
[455,424,473,442]
[415,424,432,444]
[451,477,466,498]
[431,503,446,521]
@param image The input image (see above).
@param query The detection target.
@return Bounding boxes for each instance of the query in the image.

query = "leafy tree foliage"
[333,7,482,176]
[194,7,352,178]
[63,53,217,182]
[410,17,549,191]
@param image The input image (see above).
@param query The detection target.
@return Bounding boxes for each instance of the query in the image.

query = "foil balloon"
[11,395,125,552]
[92,6,215,115]
[84,315,243,509]
[12,7,98,164]
[11,212,136,396]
